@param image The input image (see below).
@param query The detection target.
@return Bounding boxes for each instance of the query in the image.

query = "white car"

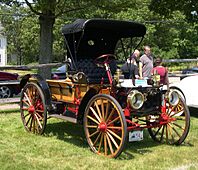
[170,75,198,108]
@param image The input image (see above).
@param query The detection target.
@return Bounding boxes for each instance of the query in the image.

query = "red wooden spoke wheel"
[147,97,190,145]
[20,82,47,134]
[84,94,127,158]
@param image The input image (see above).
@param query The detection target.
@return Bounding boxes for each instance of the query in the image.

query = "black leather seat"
[75,59,117,84]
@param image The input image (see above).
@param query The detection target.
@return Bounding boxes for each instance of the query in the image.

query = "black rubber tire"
[0,85,12,98]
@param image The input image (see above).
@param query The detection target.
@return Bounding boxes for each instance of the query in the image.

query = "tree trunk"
[38,15,55,79]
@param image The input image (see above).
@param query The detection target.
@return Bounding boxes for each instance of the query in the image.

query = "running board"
[48,114,77,123]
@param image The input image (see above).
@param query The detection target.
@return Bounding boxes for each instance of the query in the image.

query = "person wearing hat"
[152,57,169,85]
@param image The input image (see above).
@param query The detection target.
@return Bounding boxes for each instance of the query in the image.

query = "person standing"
[121,57,139,79]
[152,57,169,85]
[129,49,140,66]
[139,46,153,78]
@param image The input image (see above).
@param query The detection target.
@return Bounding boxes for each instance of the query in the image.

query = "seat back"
[76,59,117,84]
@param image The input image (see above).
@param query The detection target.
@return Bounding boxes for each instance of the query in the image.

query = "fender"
[20,74,52,112]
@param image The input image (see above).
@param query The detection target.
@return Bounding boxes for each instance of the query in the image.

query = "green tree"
[0,4,39,65]
[5,0,138,78]
[149,0,198,21]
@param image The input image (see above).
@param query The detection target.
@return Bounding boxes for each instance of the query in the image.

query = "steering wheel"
[94,54,116,65]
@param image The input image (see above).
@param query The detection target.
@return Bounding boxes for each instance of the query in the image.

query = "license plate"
[129,130,143,142]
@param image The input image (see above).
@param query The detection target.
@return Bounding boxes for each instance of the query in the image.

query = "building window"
[0,54,2,63]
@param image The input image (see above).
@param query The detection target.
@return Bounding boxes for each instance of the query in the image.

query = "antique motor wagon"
[20,19,190,158]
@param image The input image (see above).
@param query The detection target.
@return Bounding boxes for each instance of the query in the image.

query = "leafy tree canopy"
[149,0,198,21]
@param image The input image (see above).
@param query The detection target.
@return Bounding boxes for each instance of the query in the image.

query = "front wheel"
[20,82,47,134]
[147,97,190,145]
[84,94,127,158]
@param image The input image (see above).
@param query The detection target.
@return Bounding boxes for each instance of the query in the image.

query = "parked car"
[0,71,20,98]
[170,75,198,108]
[182,67,198,74]
[180,67,198,79]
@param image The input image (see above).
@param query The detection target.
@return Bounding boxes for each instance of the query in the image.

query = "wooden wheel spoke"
[175,117,186,121]
[98,133,104,154]
[32,91,39,105]
[24,92,32,106]
[104,101,110,120]
[27,88,34,104]
[107,129,122,141]
[167,106,175,115]
[101,99,105,119]
[105,108,115,122]
[90,107,101,123]
[24,112,31,118]
[86,125,98,129]
[165,125,168,143]
[153,126,162,138]
[29,115,33,131]
[104,134,107,156]
[27,88,32,101]
[107,131,119,149]
[35,109,44,113]
[35,112,43,120]
[22,100,30,107]
[35,117,40,133]
[89,130,99,138]
[172,122,185,131]
[175,102,183,111]
[34,113,43,129]
[33,117,36,133]
[93,132,102,146]
[107,126,122,130]
[167,124,174,142]
[160,125,165,142]
[94,101,102,119]
[107,116,120,126]
[168,123,182,139]
[22,107,29,111]
[170,109,184,117]
[25,114,32,126]
[106,133,114,154]
[87,115,100,125]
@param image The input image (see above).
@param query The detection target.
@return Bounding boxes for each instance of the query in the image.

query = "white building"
[0,23,7,66]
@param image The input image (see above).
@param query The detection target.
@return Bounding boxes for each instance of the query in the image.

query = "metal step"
[48,114,77,123]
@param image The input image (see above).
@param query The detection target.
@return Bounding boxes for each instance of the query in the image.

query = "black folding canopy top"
[62,19,146,61]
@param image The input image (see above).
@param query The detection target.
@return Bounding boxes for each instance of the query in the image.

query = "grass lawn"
[0,109,198,170]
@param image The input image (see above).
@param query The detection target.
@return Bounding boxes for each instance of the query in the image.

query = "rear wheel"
[84,94,127,158]
[20,82,47,134]
[147,97,190,145]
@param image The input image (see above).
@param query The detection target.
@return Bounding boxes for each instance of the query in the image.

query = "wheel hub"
[98,122,107,132]
[28,105,35,113]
